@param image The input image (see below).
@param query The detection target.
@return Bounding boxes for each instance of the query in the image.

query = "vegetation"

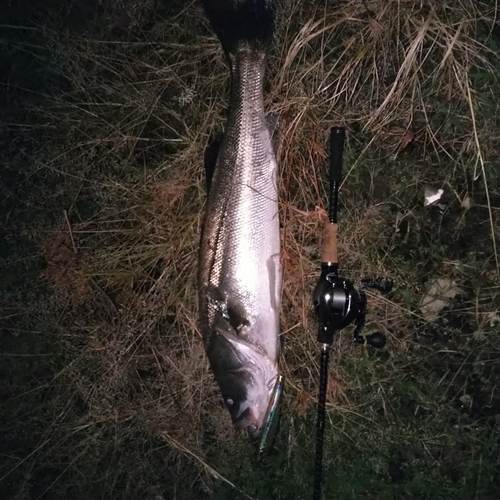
[1,1,499,498]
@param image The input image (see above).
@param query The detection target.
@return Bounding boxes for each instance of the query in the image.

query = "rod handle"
[321,222,338,264]
[329,127,345,183]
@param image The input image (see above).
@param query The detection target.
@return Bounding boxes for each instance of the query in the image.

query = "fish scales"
[199,0,281,437]
[201,49,279,355]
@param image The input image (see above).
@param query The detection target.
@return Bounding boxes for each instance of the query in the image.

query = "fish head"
[206,316,278,438]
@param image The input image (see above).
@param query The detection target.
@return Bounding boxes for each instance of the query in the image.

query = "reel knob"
[353,331,386,349]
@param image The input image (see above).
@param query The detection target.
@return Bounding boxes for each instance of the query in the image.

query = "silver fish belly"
[198,43,281,437]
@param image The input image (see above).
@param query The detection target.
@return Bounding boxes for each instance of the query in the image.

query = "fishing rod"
[312,127,393,500]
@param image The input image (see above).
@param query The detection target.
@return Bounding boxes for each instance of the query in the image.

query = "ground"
[1,1,499,499]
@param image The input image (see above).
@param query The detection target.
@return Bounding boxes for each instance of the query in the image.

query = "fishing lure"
[258,374,284,456]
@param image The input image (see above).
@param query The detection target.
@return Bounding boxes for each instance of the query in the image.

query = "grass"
[1,0,500,498]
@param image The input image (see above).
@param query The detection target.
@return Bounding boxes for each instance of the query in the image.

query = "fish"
[198,0,282,438]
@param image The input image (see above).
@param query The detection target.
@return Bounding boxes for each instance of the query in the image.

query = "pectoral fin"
[267,253,282,312]
[205,283,249,333]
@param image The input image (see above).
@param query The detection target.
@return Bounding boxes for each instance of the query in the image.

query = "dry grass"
[1,0,500,498]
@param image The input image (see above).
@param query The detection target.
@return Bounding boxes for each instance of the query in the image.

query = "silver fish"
[199,0,281,438]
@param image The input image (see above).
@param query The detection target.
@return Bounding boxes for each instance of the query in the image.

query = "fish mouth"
[233,374,283,439]
[234,407,262,438]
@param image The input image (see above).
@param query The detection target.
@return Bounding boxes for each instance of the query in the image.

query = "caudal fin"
[202,0,277,54]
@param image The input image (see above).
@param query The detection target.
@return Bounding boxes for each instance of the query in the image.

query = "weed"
[1,1,499,499]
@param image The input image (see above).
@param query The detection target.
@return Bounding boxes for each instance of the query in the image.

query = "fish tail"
[202,0,277,54]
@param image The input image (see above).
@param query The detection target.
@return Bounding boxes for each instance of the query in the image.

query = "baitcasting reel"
[314,266,392,347]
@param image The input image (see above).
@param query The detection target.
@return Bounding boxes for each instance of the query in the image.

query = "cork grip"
[321,222,338,264]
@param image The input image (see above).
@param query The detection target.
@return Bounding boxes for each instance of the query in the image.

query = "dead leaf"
[151,181,187,209]
[420,278,465,322]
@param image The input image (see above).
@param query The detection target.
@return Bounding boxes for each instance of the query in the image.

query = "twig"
[63,210,77,254]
